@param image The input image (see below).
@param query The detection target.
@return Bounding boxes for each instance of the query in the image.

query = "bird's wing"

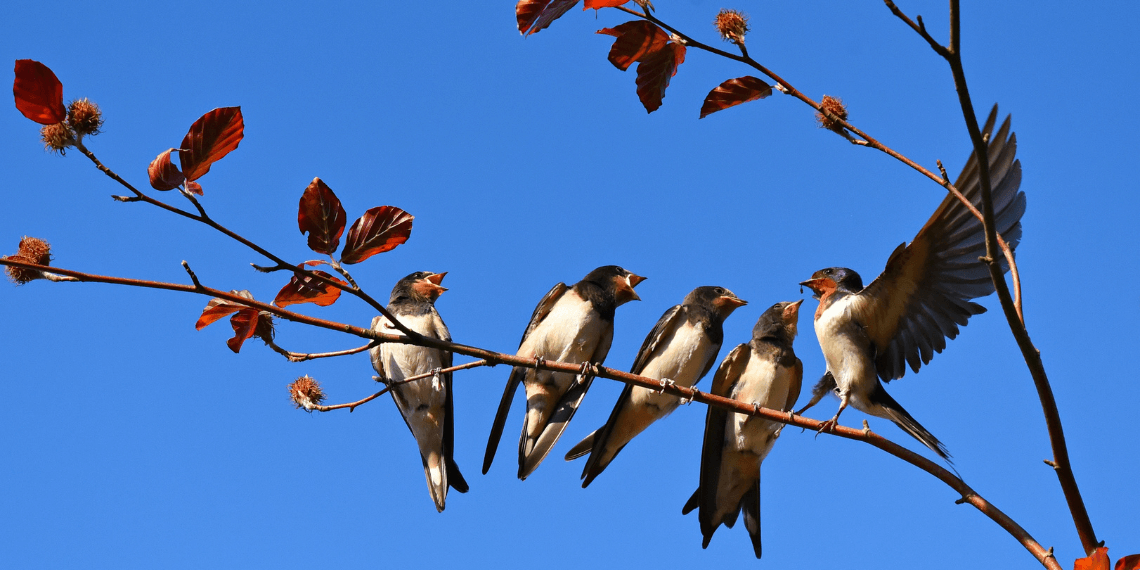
[518,323,614,480]
[482,282,570,474]
[439,325,468,493]
[686,344,750,539]
[784,357,803,413]
[848,106,1026,382]
[517,282,570,347]
[629,305,684,375]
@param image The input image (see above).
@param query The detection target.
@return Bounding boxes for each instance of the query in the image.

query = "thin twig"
[312,360,491,412]
[887,0,1095,555]
[613,4,1024,321]
[181,260,203,289]
[266,340,378,362]
[71,140,418,338]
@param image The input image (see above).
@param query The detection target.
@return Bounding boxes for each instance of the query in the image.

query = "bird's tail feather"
[871,383,952,462]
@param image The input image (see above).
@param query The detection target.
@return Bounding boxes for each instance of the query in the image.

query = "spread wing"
[482,282,569,474]
[848,106,1026,382]
[629,304,684,375]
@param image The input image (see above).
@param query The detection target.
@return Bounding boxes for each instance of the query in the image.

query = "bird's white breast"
[814,296,876,395]
[630,320,715,411]
[729,353,795,459]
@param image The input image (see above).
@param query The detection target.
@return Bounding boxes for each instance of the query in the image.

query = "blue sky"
[3,1,1138,568]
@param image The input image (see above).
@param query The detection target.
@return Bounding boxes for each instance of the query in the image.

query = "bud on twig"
[254,312,276,344]
[714,9,749,44]
[4,237,53,285]
[289,375,326,411]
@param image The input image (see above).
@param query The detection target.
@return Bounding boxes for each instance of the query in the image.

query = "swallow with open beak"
[371,271,468,512]
[565,286,747,487]
[682,300,803,559]
[483,265,645,480]
[797,107,1026,461]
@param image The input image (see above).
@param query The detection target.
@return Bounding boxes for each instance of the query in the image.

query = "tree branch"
[0,256,1057,567]
[886,0,1096,555]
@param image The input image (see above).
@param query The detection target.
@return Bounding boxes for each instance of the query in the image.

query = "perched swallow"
[483,265,645,480]
[565,286,747,487]
[370,271,468,512]
[797,108,1026,461]
[682,301,803,559]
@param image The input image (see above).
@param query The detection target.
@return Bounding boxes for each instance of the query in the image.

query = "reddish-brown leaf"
[699,76,773,119]
[1076,548,1113,570]
[13,60,66,125]
[297,178,347,256]
[195,290,255,330]
[186,181,203,195]
[226,308,260,353]
[147,149,185,191]
[340,206,414,265]
[597,21,669,71]
[517,0,578,36]
[584,0,628,8]
[179,107,244,182]
[1116,555,1140,570]
[273,266,346,308]
[635,42,686,113]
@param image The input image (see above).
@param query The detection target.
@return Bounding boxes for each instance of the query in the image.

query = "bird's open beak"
[426,272,447,286]
[617,273,645,303]
[415,272,448,299]
[799,278,826,299]
[718,295,748,308]
[784,299,804,322]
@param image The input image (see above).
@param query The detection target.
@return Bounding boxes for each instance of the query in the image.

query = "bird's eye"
[714,287,725,295]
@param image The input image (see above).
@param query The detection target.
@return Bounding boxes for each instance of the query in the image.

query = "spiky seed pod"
[68,98,104,137]
[5,236,53,285]
[40,122,74,154]
[816,95,849,133]
[289,375,326,410]
[715,9,749,43]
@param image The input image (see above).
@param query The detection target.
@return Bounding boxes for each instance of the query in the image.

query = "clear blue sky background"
[3,1,1137,568]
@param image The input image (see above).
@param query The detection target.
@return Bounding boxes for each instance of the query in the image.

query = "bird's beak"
[799,278,826,299]
[717,295,748,308]
[415,273,448,299]
[616,273,645,303]
[784,299,803,323]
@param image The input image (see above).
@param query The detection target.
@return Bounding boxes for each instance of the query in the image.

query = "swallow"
[797,107,1026,461]
[682,301,803,559]
[564,286,747,487]
[370,271,468,512]
[482,265,645,480]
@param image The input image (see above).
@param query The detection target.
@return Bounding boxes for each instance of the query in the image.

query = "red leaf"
[584,0,628,8]
[699,76,773,119]
[635,42,685,113]
[297,178,347,256]
[1076,548,1113,570]
[273,266,346,308]
[186,181,203,195]
[517,0,578,36]
[340,206,414,265]
[13,60,66,125]
[179,107,244,182]
[226,308,260,353]
[1116,555,1140,570]
[195,290,256,330]
[597,21,669,71]
[147,149,185,191]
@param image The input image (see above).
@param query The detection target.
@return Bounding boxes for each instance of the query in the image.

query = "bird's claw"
[533,356,546,369]
[657,378,676,394]
[576,361,598,385]
[431,367,443,391]
[814,417,838,439]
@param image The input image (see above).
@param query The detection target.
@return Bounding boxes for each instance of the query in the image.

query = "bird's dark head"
[583,265,645,305]
[685,285,747,319]
[799,267,863,299]
[391,271,448,304]
[752,299,803,344]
